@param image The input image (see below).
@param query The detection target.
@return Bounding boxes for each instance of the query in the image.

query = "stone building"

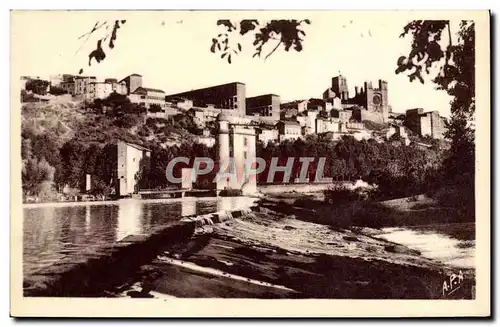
[104,78,128,95]
[280,100,303,118]
[116,141,151,197]
[49,74,74,88]
[128,87,166,109]
[87,82,113,100]
[280,98,326,118]
[405,108,445,139]
[323,75,390,124]
[246,94,281,121]
[256,125,279,145]
[191,105,240,128]
[216,114,257,195]
[196,129,216,147]
[277,120,302,142]
[166,97,194,110]
[386,124,410,145]
[316,117,345,134]
[166,82,246,117]
[304,110,319,135]
[328,75,349,101]
[74,76,97,95]
[330,108,352,122]
[120,73,143,94]
[59,75,96,96]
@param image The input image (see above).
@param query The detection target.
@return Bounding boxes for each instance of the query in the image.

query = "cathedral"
[323,75,390,124]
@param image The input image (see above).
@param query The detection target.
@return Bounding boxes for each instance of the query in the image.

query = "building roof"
[131,87,166,94]
[388,112,405,117]
[74,76,96,79]
[165,96,193,102]
[278,120,301,126]
[122,141,150,152]
[118,74,143,83]
[247,93,280,99]
[165,81,245,97]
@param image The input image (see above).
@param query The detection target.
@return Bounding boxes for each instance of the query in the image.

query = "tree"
[90,178,112,198]
[49,86,67,95]
[59,139,87,189]
[25,79,49,95]
[396,20,475,182]
[103,92,131,109]
[75,18,311,74]
[149,104,163,113]
[22,156,56,198]
[211,19,311,63]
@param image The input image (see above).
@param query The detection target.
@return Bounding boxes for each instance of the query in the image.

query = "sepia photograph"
[10,9,490,317]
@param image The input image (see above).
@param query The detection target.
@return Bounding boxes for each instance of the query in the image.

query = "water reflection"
[23,197,258,276]
[181,197,197,217]
[116,199,142,240]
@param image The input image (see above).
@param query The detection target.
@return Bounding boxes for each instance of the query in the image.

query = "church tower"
[363,80,389,123]
[331,75,349,101]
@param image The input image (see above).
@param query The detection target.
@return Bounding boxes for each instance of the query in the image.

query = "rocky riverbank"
[103,200,475,299]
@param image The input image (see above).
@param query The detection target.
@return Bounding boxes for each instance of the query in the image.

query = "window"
[244,137,248,146]
[244,151,247,159]
[133,158,136,162]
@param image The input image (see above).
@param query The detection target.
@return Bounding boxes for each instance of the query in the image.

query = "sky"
[11,11,458,117]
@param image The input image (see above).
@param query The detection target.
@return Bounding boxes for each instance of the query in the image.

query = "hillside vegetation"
[21,94,202,148]
[21,93,208,199]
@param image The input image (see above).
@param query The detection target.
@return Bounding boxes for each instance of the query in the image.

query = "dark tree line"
[255,135,443,199]
[22,127,444,201]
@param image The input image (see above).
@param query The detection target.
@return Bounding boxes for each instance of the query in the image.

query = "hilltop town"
[21,73,447,147]
[20,72,449,202]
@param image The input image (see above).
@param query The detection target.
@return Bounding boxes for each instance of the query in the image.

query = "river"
[377,222,475,269]
[23,197,258,276]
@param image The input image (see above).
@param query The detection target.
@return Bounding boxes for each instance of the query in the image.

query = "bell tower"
[331,75,349,101]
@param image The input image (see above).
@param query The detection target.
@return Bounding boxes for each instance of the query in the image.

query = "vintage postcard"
[10,10,490,317]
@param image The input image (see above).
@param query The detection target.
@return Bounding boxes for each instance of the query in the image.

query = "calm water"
[23,197,258,276]
[377,223,475,269]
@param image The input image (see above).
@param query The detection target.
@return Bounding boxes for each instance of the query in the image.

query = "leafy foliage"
[255,135,443,199]
[396,20,475,117]
[149,103,163,113]
[49,86,68,95]
[212,19,311,63]
[396,21,475,177]
[77,18,310,70]
[21,90,40,103]
[396,20,475,219]
[77,20,127,74]
[25,79,49,95]
[21,138,56,198]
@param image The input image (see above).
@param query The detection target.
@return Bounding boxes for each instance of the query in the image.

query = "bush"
[324,185,364,205]
[219,189,243,197]
[21,90,39,103]
[149,104,163,113]
[49,86,67,95]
